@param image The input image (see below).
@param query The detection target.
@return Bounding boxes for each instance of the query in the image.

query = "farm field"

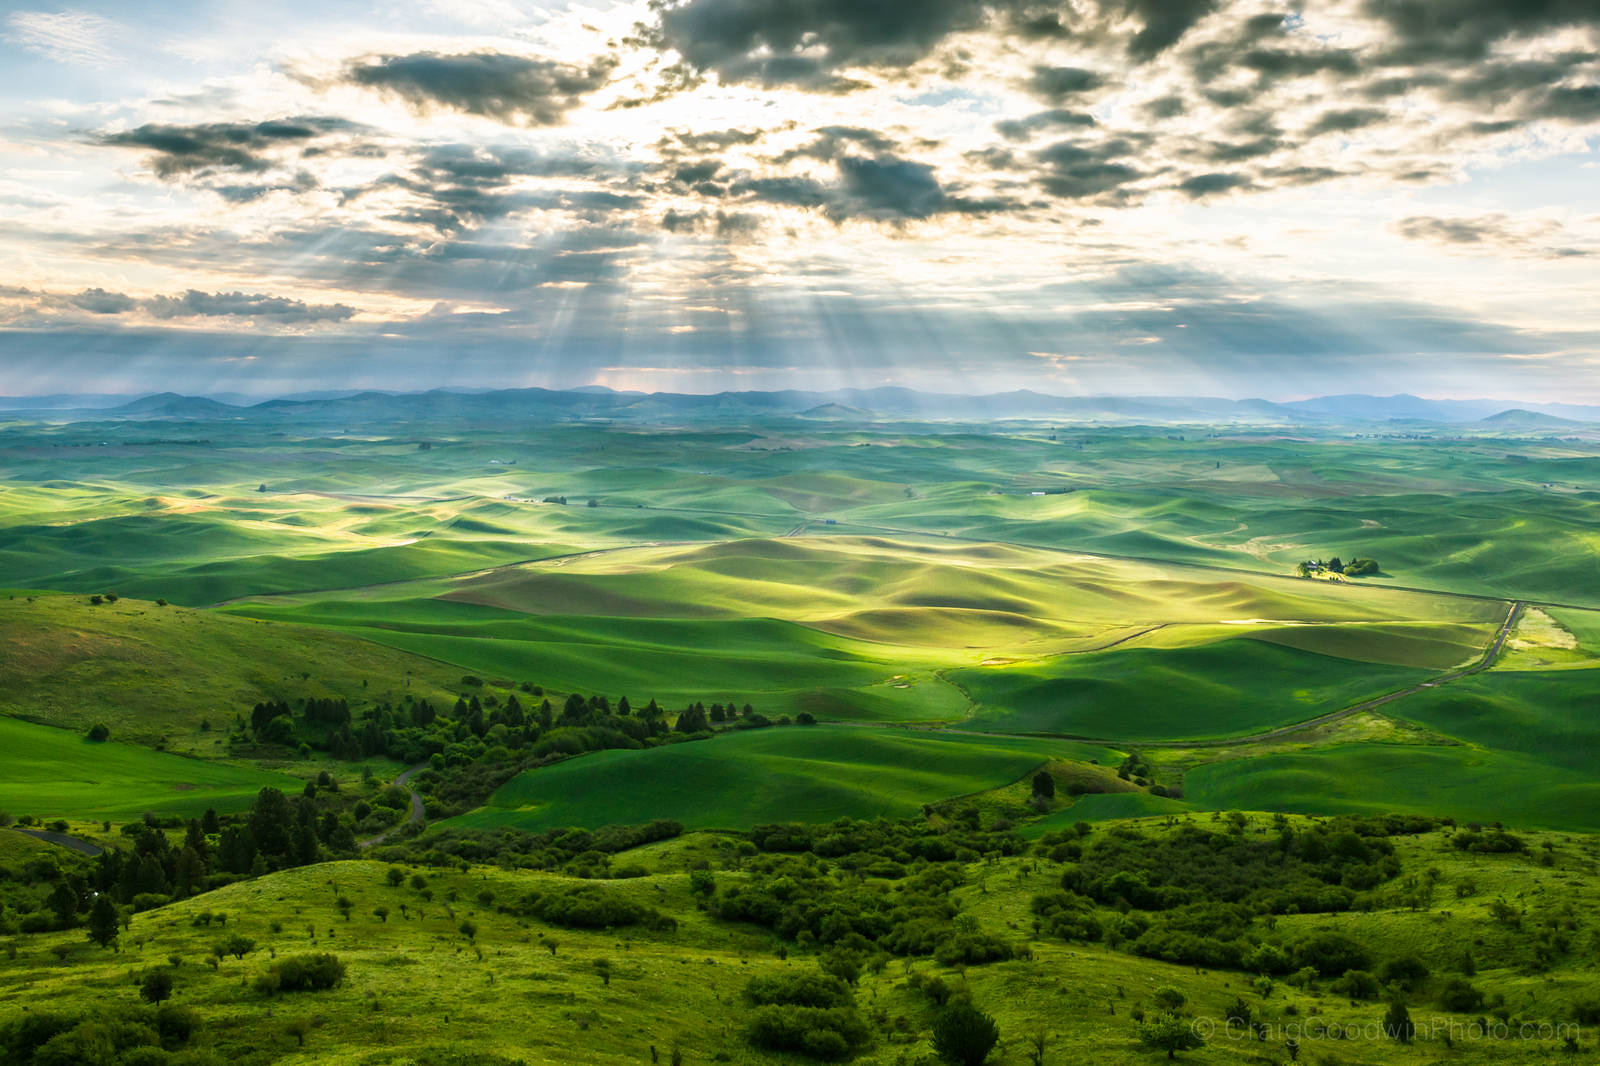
[3,409,1600,1065]
[0,715,299,821]
[452,727,1114,832]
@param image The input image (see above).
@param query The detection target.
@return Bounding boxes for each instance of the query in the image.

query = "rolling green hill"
[452,727,1107,832]
[0,715,299,821]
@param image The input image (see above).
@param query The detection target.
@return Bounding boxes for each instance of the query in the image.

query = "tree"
[1032,772,1056,799]
[249,787,295,861]
[216,934,255,960]
[140,970,174,1005]
[1383,1000,1415,1044]
[932,1001,1000,1066]
[86,723,110,742]
[46,881,79,926]
[1137,1014,1204,1060]
[373,906,389,923]
[87,895,120,948]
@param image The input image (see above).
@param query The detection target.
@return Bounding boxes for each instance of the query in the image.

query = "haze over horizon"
[2,0,1597,400]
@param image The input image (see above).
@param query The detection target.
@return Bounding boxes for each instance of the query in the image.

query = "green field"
[1184,742,1600,832]
[0,715,299,820]
[4,414,1600,1065]
[954,639,1433,740]
[452,726,1101,832]
[0,593,467,752]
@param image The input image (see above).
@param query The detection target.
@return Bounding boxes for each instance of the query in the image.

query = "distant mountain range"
[3,387,1599,427]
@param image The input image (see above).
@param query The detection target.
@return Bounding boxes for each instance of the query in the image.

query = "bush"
[512,886,666,930]
[745,972,853,1009]
[1293,932,1369,978]
[1333,969,1382,1000]
[1437,978,1485,1013]
[87,723,110,742]
[255,953,345,994]
[933,932,1015,967]
[932,1001,1000,1066]
[744,1006,870,1061]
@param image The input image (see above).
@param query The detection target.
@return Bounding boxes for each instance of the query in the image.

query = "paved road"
[9,826,104,856]
[358,763,428,849]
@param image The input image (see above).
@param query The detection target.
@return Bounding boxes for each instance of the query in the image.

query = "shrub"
[256,953,345,994]
[1293,932,1368,978]
[744,1006,870,1061]
[512,886,666,930]
[932,1001,1000,1066]
[1333,969,1382,1000]
[1437,978,1484,1013]
[87,724,110,742]
[745,971,854,1009]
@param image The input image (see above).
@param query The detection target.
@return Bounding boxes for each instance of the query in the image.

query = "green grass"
[0,715,300,820]
[1387,670,1600,773]
[5,823,1599,1065]
[953,639,1432,740]
[1184,742,1600,832]
[450,726,1088,832]
[0,593,468,753]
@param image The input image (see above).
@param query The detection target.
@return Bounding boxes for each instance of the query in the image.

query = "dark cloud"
[654,0,990,90]
[1122,0,1220,60]
[1176,171,1253,198]
[1394,214,1591,258]
[98,117,357,177]
[652,0,1220,91]
[347,144,639,233]
[70,288,137,314]
[1026,65,1106,102]
[1304,108,1389,137]
[344,52,617,124]
[995,109,1097,141]
[1031,138,1147,201]
[1364,0,1600,62]
[12,286,356,322]
[659,208,765,238]
[144,290,356,322]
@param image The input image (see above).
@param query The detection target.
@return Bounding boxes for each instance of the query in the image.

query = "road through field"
[869,600,1525,750]
[358,763,428,849]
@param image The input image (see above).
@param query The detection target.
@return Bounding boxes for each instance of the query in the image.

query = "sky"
[0,0,1597,401]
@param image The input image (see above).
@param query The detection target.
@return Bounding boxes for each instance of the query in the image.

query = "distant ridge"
[4,388,1598,426]
[1477,408,1586,429]
[108,393,242,418]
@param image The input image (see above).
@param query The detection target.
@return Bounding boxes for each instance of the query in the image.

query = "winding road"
[358,762,428,849]
[8,826,103,856]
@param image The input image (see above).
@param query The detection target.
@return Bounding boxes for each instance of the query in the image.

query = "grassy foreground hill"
[5,814,1599,1065]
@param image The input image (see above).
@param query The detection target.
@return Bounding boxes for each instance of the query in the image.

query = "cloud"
[4,286,356,324]
[1025,66,1107,102]
[343,51,616,125]
[1364,0,1600,62]
[1030,138,1147,201]
[1394,214,1592,258]
[5,10,115,66]
[143,290,356,322]
[650,0,1218,91]
[98,117,360,177]
[996,109,1098,142]
[344,143,641,233]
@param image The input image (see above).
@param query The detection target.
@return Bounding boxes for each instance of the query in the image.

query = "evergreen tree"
[87,895,120,948]
[135,853,169,896]
[248,787,295,861]
[46,881,79,926]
